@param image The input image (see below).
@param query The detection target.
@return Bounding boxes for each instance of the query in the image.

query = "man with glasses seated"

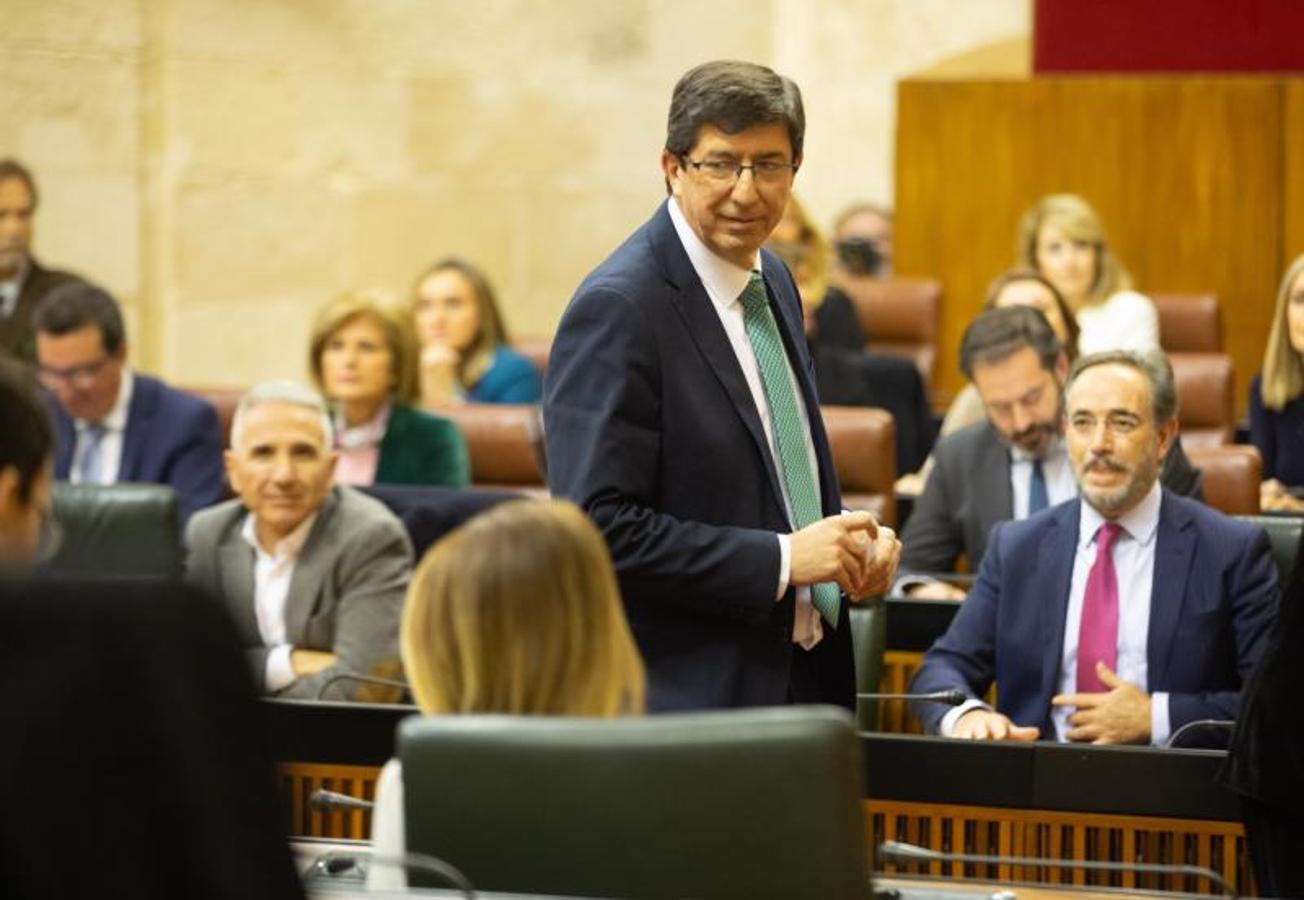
[0,356,55,566]
[911,351,1277,744]
[32,279,224,525]
[546,60,901,712]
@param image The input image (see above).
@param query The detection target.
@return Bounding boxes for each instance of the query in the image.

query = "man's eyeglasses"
[36,357,111,390]
[681,157,798,187]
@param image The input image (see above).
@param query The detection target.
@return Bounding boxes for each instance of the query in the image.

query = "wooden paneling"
[867,800,1252,896]
[1286,82,1304,267]
[895,78,1292,415]
[281,762,381,840]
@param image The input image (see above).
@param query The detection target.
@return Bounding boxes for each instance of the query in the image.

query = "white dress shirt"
[70,369,134,485]
[942,481,1171,744]
[666,198,824,647]
[1009,439,1077,519]
[241,511,318,692]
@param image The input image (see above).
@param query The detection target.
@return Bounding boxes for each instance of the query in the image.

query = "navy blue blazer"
[911,490,1278,738]
[544,202,851,711]
[52,373,225,525]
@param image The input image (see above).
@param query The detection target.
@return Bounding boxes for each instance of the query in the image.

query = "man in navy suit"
[911,350,1277,744]
[545,60,901,711]
[33,279,224,525]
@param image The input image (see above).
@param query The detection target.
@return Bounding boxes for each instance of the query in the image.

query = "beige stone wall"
[5,0,1027,386]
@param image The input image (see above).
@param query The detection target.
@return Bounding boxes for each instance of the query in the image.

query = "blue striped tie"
[739,272,840,627]
[78,422,107,484]
[1028,459,1048,514]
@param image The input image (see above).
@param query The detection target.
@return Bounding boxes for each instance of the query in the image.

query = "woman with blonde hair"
[368,499,645,888]
[411,258,542,405]
[310,289,469,487]
[1249,254,1304,511]
[1016,193,1159,355]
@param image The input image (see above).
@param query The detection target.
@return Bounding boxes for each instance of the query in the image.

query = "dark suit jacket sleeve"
[276,516,412,701]
[166,396,227,523]
[899,437,965,574]
[545,283,781,622]
[1160,436,1204,502]
[1167,525,1278,730]
[908,522,1007,732]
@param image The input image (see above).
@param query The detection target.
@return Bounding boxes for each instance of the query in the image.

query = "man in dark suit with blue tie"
[544,60,901,711]
[911,350,1277,744]
[33,279,225,525]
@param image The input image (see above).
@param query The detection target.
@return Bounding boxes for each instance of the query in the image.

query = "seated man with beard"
[910,350,1277,744]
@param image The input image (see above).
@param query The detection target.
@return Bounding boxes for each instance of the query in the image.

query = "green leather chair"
[399,708,869,899]
[47,483,183,579]
[1237,514,1304,585]
[849,597,887,731]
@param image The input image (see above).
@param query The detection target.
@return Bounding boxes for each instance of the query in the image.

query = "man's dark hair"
[959,305,1062,380]
[665,60,805,162]
[32,279,126,355]
[0,357,54,503]
[0,158,38,209]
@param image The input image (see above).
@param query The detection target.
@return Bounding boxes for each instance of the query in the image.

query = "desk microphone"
[856,689,968,705]
[315,671,412,701]
[310,789,374,813]
[876,840,1234,897]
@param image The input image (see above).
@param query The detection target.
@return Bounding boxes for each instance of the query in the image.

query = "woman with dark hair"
[411,259,542,405]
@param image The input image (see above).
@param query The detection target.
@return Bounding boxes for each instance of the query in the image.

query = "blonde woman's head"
[1017,194,1132,309]
[401,499,645,717]
[309,289,419,406]
[1260,254,1304,410]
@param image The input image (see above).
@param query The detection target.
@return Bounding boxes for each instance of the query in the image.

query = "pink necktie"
[1076,522,1122,693]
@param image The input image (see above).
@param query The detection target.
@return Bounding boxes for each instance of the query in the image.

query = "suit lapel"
[118,375,154,482]
[654,211,787,518]
[50,400,75,478]
[219,532,260,645]
[976,425,1015,531]
[1147,491,1196,686]
[1038,501,1081,711]
[283,490,339,643]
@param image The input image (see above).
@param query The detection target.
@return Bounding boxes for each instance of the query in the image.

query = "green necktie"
[738,272,840,627]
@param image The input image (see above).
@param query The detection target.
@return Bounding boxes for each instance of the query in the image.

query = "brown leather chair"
[1170,352,1235,449]
[835,276,940,388]
[819,405,895,527]
[180,385,243,449]
[428,402,547,494]
[1187,444,1261,516]
[1152,292,1222,353]
[511,336,553,377]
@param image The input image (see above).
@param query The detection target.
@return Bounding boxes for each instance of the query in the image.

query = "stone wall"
[4,0,1027,385]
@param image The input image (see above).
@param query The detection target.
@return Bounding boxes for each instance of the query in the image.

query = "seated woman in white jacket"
[1016,193,1159,355]
[367,499,646,890]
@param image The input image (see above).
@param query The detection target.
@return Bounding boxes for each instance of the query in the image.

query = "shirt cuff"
[939,698,990,736]
[265,643,296,693]
[1149,691,1171,746]
[776,533,791,601]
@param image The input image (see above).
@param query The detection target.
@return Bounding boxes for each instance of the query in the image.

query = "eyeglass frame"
[36,355,114,390]
[679,155,800,188]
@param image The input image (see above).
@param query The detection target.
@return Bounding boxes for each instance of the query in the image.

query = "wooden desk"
[268,701,1252,896]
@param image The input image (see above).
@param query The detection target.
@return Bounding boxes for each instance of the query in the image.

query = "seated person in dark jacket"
[0,356,54,566]
[310,289,469,488]
[910,350,1276,745]
[1247,253,1304,512]
[34,279,224,525]
[899,307,1203,600]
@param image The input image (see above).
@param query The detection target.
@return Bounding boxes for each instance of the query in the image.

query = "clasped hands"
[953,663,1152,745]
[789,510,901,601]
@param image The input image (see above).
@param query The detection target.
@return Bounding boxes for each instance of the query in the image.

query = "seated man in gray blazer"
[186,381,413,701]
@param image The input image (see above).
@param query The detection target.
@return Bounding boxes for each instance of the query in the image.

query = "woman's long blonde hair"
[1016,194,1133,309]
[1259,254,1304,410]
[401,499,645,717]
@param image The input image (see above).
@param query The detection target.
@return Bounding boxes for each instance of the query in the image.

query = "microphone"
[315,671,412,701]
[876,840,1234,896]
[310,789,374,813]
[304,850,476,898]
[856,689,968,705]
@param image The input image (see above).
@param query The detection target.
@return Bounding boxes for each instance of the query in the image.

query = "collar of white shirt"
[665,197,758,309]
[75,367,134,435]
[1077,478,1162,551]
[241,508,318,563]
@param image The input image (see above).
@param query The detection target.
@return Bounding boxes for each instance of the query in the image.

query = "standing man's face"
[661,123,799,270]
[0,178,34,280]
